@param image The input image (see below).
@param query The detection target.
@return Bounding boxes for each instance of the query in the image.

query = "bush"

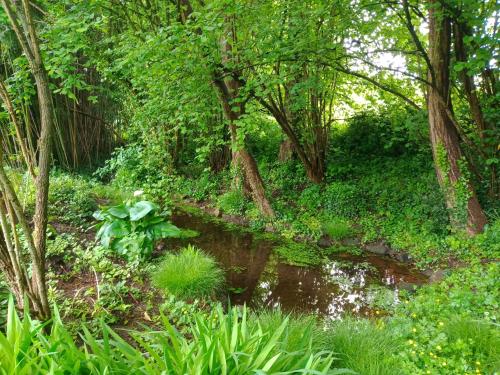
[180,171,221,202]
[323,182,367,218]
[49,172,99,224]
[151,245,225,299]
[217,189,247,214]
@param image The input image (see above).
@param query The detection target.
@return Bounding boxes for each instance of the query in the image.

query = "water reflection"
[168,210,427,319]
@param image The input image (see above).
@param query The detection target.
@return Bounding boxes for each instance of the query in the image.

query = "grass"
[321,317,404,375]
[251,309,321,353]
[151,245,225,299]
[322,218,354,240]
[444,317,500,372]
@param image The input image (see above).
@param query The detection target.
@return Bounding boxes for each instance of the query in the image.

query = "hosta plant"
[93,199,181,261]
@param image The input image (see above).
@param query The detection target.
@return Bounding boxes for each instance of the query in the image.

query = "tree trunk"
[427,0,487,235]
[278,139,294,162]
[0,0,54,319]
[453,23,487,138]
[215,16,274,218]
[30,68,53,319]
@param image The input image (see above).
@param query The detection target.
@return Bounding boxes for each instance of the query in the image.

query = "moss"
[274,242,325,266]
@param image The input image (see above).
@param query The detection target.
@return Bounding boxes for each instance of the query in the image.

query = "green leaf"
[97,220,129,248]
[150,222,181,239]
[129,201,157,221]
[108,205,129,219]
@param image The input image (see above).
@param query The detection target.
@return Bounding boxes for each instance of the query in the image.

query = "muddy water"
[168,210,427,319]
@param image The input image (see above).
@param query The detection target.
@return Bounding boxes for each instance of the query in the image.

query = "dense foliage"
[0,0,497,374]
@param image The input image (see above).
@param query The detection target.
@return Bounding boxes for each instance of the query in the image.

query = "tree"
[0,0,55,319]
[425,0,487,234]
[235,0,349,183]
[176,0,275,217]
[328,0,491,234]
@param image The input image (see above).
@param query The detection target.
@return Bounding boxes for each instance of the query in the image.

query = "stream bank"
[164,205,429,319]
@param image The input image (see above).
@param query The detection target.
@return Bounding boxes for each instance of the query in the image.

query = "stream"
[168,209,428,319]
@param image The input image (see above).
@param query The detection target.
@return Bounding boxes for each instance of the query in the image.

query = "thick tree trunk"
[219,102,274,217]
[427,1,487,235]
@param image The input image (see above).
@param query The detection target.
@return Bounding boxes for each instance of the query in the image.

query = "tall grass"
[151,245,225,299]
[0,297,338,374]
[320,317,404,375]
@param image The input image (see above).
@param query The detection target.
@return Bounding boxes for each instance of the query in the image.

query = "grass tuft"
[322,218,354,240]
[151,245,225,299]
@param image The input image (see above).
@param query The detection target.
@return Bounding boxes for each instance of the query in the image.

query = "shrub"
[179,171,222,202]
[217,189,247,214]
[151,245,225,299]
[323,182,367,218]
[94,198,181,261]
[48,172,99,224]
[298,185,323,210]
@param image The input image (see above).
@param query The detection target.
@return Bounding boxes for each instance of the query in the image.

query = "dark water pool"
[167,209,427,319]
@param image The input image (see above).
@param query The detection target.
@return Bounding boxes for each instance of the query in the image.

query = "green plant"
[0,296,92,374]
[322,317,404,375]
[392,263,500,374]
[217,189,247,215]
[323,218,354,240]
[274,242,325,266]
[93,199,181,261]
[251,309,322,354]
[151,245,225,300]
[0,297,337,374]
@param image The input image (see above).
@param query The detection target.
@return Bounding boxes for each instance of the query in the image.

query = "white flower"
[133,190,144,197]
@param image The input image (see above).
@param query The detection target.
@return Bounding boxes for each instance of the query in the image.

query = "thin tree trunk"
[0,81,36,179]
[0,0,54,319]
[215,16,274,218]
[278,139,294,162]
[427,0,487,235]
